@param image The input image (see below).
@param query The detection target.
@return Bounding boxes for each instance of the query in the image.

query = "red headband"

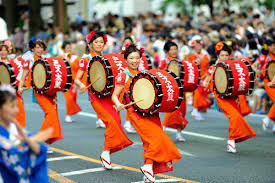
[121,43,144,55]
[86,31,108,44]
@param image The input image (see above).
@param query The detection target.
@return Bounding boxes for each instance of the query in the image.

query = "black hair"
[124,36,134,44]
[123,44,142,60]
[163,41,178,52]
[216,42,232,56]
[62,41,71,49]
[88,31,105,44]
[0,87,16,108]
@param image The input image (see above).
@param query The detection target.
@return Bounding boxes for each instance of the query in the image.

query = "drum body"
[31,57,72,95]
[213,59,255,98]
[0,59,22,88]
[167,59,200,92]
[88,53,128,98]
[128,69,183,116]
[266,60,275,81]
[139,53,153,71]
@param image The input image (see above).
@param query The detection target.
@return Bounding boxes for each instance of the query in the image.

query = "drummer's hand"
[18,86,23,96]
[267,81,275,88]
[79,84,87,94]
[116,103,125,111]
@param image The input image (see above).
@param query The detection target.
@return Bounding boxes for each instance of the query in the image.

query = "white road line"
[132,179,179,183]
[47,156,79,162]
[165,128,226,141]
[77,112,97,118]
[59,167,122,177]
[78,112,226,141]
[177,149,195,157]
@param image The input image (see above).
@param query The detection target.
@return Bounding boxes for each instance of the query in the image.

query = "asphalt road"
[22,90,275,183]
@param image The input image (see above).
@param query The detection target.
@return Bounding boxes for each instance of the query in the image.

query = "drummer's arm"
[267,76,275,88]
[112,84,125,111]
[252,60,260,73]
[74,69,86,93]
[18,69,29,95]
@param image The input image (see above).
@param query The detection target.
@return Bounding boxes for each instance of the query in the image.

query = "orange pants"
[64,84,81,116]
[34,91,63,144]
[16,94,26,128]
[163,96,188,130]
[214,92,256,143]
[238,95,251,116]
[193,87,211,112]
[89,91,133,154]
[127,108,181,168]
[264,79,275,121]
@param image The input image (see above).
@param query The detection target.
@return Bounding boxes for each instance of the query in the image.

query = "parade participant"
[112,44,182,182]
[225,40,252,116]
[18,39,63,145]
[0,84,52,183]
[188,36,211,120]
[159,41,187,142]
[75,31,133,169]
[252,37,275,133]
[60,41,81,123]
[121,37,136,133]
[74,31,106,128]
[205,42,256,153]
[0,43,26,128]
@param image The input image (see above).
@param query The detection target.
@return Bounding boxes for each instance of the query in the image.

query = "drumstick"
[85,77,101,90]
[117,99,144,112]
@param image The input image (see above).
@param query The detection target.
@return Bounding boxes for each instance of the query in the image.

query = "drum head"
[132,78,155,110]
[214,67,227,93]
[33,63,46,89]
[267,62,275,81]
[167,62,179,76]
[89,61,106,92]
[0,65,10,84]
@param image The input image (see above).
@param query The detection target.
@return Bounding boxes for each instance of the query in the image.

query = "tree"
[53,0,69,32]
[28,0,43,37]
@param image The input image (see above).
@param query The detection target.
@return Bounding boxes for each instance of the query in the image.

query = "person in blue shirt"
[0,84,52,183]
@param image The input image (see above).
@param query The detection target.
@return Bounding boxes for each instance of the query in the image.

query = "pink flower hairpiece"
[4,40,12,47]
[121,43,144,55]
[86,31,108,44]
[0,84,16,94]
[86,31,96,43]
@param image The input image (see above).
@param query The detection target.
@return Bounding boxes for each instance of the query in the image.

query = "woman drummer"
[252,37,275,133]
[204,42,256,153]
[0,43,26,128]
[74,31,133,170]
[112,44,182,182]
[60,41,81,123]
[18,39,63,146]
[159,40,188,142]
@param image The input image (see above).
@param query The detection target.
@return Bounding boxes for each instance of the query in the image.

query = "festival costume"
[208,63,256,144]
[78,51,133,153]
[116,67,182,174]
[23,55,63,144]
[0,58,26,128]
[188,53,211,112]
[61,55,81,116]
[259,53,275,129]
[160,57,189,131]
[0,124,48,183]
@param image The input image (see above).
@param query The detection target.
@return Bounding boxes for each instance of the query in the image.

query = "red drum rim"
[266,60,275,82]
[88,56,114,98]
[31,58,72,94]
[0,62,17,88]
[128,70,183,116]
[167,59,201,91]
